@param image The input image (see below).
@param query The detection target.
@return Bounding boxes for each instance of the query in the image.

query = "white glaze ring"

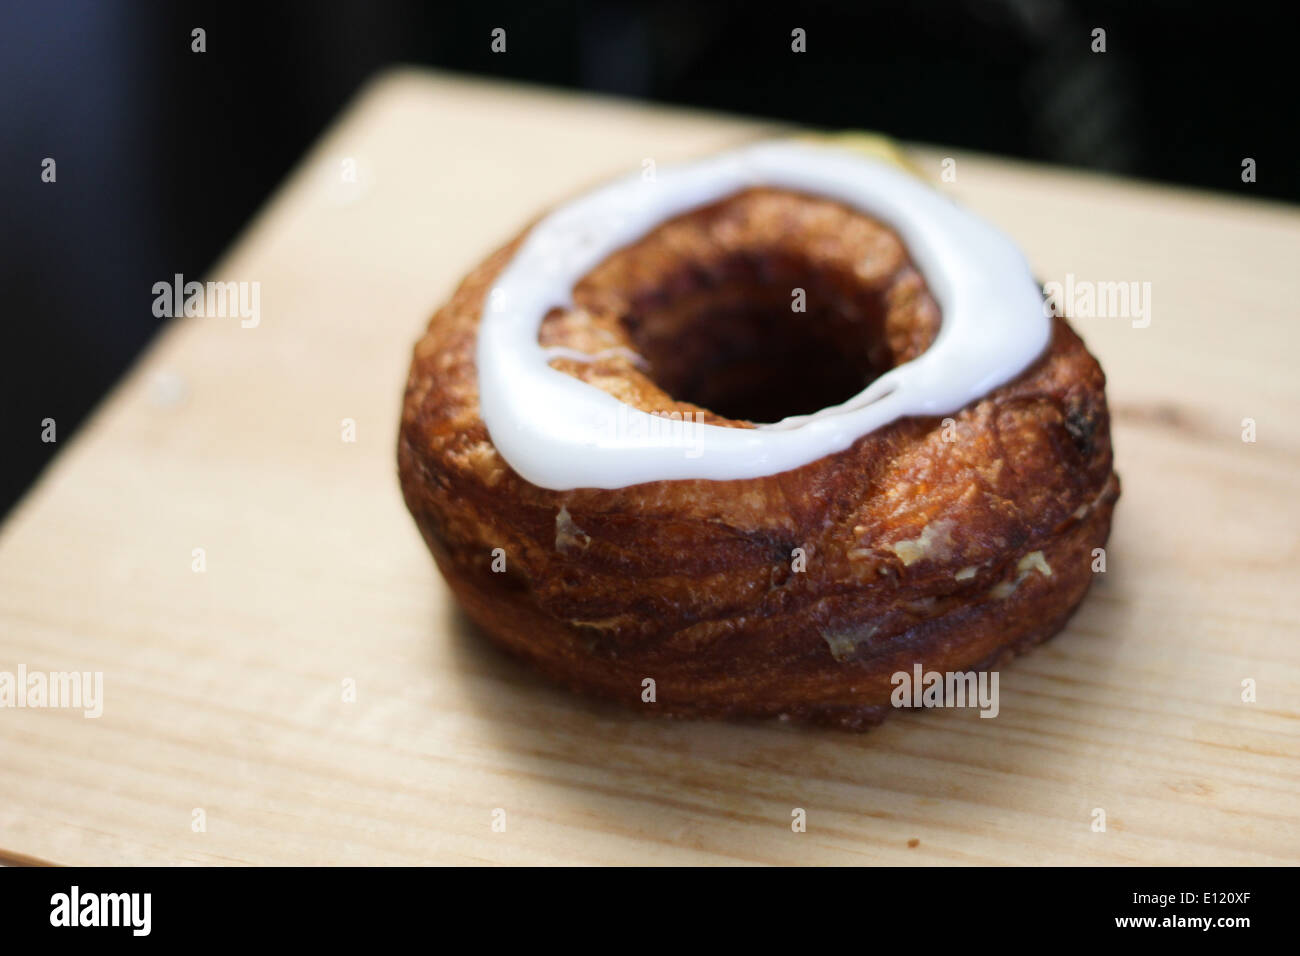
[477,140,1050,490]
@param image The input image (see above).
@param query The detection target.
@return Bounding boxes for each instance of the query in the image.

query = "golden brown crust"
[398,187,1119,728]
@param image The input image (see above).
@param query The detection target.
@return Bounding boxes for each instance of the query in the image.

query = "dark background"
[1,0,1292,518]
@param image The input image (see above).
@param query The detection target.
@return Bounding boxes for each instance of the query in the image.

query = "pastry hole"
[616,251,927,423]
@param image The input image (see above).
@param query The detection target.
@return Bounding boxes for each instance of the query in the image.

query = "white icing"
[477,140,1049,490]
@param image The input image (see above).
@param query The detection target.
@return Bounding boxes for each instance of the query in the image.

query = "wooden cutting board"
[2,69,1297,866]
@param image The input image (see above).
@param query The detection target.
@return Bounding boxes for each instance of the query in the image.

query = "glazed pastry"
[398,140,1119,728]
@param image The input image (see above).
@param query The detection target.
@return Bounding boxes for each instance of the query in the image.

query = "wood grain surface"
[1,69,1297,865]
